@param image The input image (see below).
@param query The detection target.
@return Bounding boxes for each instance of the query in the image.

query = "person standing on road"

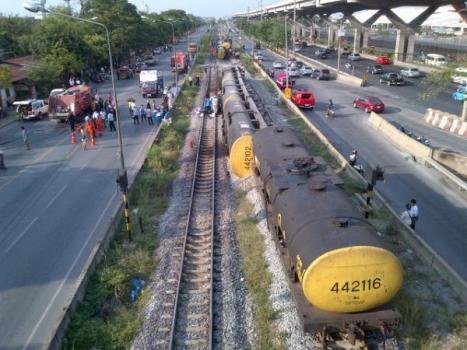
[20,126,31,150]
[79,125,87,150]
[139,104,146,124]
[107,110,116,132]
[409,199,419,230]
[68,111,76,132]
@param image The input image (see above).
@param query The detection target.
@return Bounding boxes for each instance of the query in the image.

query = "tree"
[0,66,12,88]
[419,65,467,122]
[0,15,36,59]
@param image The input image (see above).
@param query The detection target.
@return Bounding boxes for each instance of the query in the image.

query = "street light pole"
[24,1,132,241]
[285,13,289,90]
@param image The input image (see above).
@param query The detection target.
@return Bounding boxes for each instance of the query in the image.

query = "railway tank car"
[221,67,259,178]
[253,126,403,314]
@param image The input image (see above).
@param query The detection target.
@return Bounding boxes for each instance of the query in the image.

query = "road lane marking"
[23,189,118,350]
[45,185,68,209]
[5,217,39,253]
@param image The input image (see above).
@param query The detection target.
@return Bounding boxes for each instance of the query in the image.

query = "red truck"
[170,52,188,73]
[48,85,93,122]
[275,72,295,90]
[291,89,315,109]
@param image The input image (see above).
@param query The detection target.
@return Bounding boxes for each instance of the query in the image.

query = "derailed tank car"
[253,126,403,331]
[222,67,259,178]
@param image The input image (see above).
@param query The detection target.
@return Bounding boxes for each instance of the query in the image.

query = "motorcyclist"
[326,99,334,117]
[349,149,357,166]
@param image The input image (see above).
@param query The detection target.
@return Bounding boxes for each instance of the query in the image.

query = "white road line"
[23,189,118,350]
[45,185,68,209]
[5,217,39,253]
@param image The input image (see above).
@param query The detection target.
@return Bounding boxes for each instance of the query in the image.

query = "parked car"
[400,67,423,78]
[425,53,447,67]
[253,52,263,60]
[348,53,361,61]
[153,47,162,55]
[367,64,384,74]
[286,67,300,78]
[300,66,314,76]
[295,61,304,69]
[287,58,297,67]
[353,96,385,113]
[291,89,315,109]
[13,99,48,120]
[311,68,331,80]
[273,60,284,69]
[375,56,392,65]
[275,72,295,89]
[314,50,328,59]
[451,67,467,85]
[452,86,467,101]
[379,73,405,86]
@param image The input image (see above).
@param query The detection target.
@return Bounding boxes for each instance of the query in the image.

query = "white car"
[286,67,300,78]
[400,67,423,78]
[348,53,361,61]
[300,66,313,76]
[253,52,263,60]
[273,61,284,69]
[451,67,467,85]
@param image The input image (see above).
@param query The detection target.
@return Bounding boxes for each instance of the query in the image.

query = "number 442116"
[330,278,382,293]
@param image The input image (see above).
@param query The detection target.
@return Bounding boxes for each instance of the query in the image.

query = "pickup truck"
[13,99,48,120]
[291,90,315,109]
[379,73,405,86]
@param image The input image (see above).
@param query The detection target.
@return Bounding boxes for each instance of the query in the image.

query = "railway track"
[152,65,218,350]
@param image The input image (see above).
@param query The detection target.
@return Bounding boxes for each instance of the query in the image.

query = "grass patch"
[62,35,209,350]
[342,176,366,195]
[235,190,287,350]
[239,53,258,75]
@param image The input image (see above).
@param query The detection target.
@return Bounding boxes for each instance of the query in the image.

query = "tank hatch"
[287,157,317,176]
[309,174,327,191]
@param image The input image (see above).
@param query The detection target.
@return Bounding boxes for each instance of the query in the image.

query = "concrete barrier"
[438,115,454,130]
[450,118,461,133]
[458,122,467,137]
[424,108,467,138]
[368,112,433,160]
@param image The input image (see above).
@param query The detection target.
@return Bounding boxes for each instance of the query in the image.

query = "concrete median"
[368,112,433,160]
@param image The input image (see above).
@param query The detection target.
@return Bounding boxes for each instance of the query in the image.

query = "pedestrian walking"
[409,199,419,230]
[146,99,151,110]
[400,203,412,227]
[96,113,104,136]
[85,120,96,146]
[133,107,140,125]
[20,126,31,150]
[107,110,116,132]
[145,106,151,123]
[195,75,200,86]
[68,111,76,132]
[188,75,193,86]
[148,109,155,125]
[79,125,87,150]
[140,104,146,123]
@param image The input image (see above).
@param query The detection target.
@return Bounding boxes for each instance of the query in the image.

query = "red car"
[275,72,295,89]
[353,96,385,113]
[375,56,392,65]
[291,89,315,109]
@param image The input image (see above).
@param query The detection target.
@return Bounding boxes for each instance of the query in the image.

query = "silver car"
[273,61,284,69]
[348,53,361,61]
[300,66,313,76]
[400,67,422,78]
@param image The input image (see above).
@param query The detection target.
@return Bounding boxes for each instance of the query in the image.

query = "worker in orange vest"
[96,113,104,137]
[85,118,96,146]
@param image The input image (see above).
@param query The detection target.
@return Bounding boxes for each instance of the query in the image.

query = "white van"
[425,53,447,67]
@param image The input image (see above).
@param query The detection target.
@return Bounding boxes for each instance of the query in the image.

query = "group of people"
[187,74,201,87]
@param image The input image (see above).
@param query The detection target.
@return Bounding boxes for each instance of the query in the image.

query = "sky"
[0,0,462,24]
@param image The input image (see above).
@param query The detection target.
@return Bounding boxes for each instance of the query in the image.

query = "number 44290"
[330,278,382,293]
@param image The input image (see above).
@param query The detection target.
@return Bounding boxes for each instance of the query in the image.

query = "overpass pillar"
[362,30,369,49]
[394,29,416,62]
[328,26,336,46]
[406,34,415,62]
[353,28,361,52]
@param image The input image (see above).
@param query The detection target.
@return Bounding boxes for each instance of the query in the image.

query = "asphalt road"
[0,30,203,350]
[298,44,463,117]
[237,34,467,282]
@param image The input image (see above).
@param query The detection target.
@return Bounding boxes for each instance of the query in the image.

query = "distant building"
[0,56,37,108]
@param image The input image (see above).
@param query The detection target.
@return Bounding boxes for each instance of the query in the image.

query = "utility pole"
[285,13,289,94]
[260,0,263,21]
[293,0,296,58]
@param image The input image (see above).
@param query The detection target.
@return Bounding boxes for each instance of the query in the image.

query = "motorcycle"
[325,106,335,118]
[345,62,353,70]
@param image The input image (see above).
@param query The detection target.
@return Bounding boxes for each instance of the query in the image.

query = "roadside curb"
[249,58,467,303]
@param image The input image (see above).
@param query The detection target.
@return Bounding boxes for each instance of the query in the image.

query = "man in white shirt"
[409,199,419,229]
[107,111,116,132]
